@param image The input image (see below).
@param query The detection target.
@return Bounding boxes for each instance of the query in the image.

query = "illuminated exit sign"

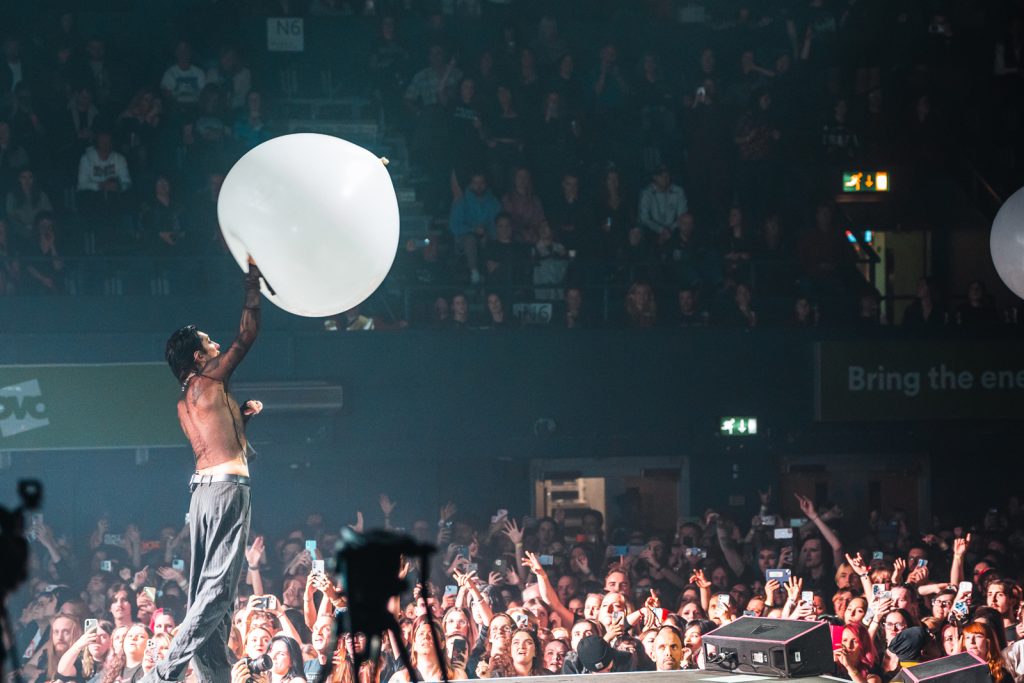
[720,417,758,436]
[842,171,889,193]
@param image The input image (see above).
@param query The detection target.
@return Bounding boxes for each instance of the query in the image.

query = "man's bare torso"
[179,375,249,475]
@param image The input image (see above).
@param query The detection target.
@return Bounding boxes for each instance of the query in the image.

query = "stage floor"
[497,670,846,683]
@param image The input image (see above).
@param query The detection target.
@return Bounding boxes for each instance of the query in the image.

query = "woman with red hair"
[834,623,880,683]
[962,621,1010,683]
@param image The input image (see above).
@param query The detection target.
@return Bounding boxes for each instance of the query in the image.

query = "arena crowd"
[0,1,1020,329]
[10,491,1024,683]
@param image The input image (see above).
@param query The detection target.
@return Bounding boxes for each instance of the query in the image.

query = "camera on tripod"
[0,479,44,681]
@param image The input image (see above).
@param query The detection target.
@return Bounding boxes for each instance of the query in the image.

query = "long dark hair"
[82,620,114,678]
[270,635,305,679]
[11,168,42,207]
[510,627,545,676]
[165,325,202,384]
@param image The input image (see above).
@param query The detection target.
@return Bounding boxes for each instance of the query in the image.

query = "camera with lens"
[243,654,272,680]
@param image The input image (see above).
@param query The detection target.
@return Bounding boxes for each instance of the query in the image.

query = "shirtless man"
[148,260,262,683]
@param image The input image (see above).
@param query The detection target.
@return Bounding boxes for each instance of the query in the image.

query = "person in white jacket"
[76,131,132,249]
[77,131,131,193]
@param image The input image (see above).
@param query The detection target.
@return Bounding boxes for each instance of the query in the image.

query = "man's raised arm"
[203,262,261,382]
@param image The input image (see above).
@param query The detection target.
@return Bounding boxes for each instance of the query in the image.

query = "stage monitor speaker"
[702,616,833,678]
[898,652,990,683]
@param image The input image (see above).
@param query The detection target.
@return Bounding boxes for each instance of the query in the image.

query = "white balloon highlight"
[218,133,400,317]
[991,185,1024,300]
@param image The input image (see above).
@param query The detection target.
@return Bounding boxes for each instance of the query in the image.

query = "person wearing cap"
[571,635,637,674]
[886,625,928,668]
[565,634,643,675]
[638,165,687,243]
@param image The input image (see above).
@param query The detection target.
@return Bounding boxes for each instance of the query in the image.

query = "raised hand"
[794,493,816,519]
[892,557,906,584]
[644,589,660,610]
[604,614,625,642]
[906,565,929,585]
[348,511,364,533]
[447,555,470,575]
[576,552,591,576]
[522,551,545,575]
[874,596,894,617]
[245,536,265,568]
[504,568,520,586]
[452,569,468,587]
[845,552,868,576]
[399,559,414,580]
[35,522,56,548]
[765,579,780,605]
[73,630,98,651]
[502,519,524,545]
[440,502,457,523]
[689,569,711,589]
[792,601,815,620]
[133,566,150,588]
[953,533,971,557]
[487,571,503,586]
[784,575,803,603]
[157,566,185,584]
[379,494,397,517]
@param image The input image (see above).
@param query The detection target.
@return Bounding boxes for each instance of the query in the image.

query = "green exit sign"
[842,170,889,193]
[720,417,758,436]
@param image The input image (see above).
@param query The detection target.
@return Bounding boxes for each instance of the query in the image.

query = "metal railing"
[3,254,1020,332]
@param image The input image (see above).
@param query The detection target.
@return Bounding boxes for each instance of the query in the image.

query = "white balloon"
[218,133,400,317]
[991,185,1024,300]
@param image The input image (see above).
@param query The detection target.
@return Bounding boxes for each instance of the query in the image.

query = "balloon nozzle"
[379,157,390,166]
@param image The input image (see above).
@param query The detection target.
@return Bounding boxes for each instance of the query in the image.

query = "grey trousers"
[142,480,251,683]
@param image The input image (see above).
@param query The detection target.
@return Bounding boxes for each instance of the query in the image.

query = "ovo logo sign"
[0,379,50,437]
